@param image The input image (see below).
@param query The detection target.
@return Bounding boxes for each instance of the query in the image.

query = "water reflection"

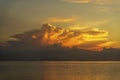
[0,61,120,80]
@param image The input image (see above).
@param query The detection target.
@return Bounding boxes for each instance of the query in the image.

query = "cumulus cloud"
[61,0,120,5]
[43,16,77,23]
[8,23,115,51]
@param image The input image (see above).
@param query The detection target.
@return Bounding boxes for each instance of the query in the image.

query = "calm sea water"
[0,61,120,80]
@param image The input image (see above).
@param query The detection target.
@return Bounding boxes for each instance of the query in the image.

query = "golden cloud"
[62,0,91,3]
[11,23,115,51]
[43,24,115,51]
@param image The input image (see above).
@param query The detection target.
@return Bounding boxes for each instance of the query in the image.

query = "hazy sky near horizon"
[0,0,120,48]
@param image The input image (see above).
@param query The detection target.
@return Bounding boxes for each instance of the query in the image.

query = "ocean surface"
[0,61,120,80]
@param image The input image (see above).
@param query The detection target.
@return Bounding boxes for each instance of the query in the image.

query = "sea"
[0,61,120,80]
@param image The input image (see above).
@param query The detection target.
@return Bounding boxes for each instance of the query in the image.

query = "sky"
[0,0,120,48]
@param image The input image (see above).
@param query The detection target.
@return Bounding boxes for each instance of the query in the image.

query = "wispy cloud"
[62,0,91,4]
[99,7,120,12]
[43,16,77,23]
[68,20,111,30]
[61,0,120,5]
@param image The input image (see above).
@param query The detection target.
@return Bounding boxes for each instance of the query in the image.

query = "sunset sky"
[0,0,120,49]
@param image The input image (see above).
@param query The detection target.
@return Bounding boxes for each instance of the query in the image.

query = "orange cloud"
[43,16,77,23]
[62,0,91,3]
[62,0,120,5]
[11,23,115,51]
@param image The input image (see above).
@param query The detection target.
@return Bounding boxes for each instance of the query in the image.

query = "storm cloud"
[7,23,114,51]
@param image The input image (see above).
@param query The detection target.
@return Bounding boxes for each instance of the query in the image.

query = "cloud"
[68,20,111,30]
[8,23,115,51]
[99,7,120,12]
[61,0,120,5]
[43,16,77,23]
[62,0,91,4]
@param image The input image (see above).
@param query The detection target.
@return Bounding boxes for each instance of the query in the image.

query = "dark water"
[0,61,120,80]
